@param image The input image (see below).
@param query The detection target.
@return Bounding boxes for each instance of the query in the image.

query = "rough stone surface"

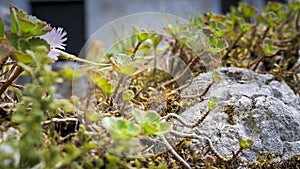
[174,67,300,163]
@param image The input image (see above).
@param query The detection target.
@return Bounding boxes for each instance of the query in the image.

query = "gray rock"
[174,67,300,163]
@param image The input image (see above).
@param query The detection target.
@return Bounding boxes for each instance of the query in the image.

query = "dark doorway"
[31,0,85,56]
[221,0,240,13]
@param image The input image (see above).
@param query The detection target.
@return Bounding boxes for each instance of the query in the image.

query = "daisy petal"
[40,27,67,60]
[48,49,60,60]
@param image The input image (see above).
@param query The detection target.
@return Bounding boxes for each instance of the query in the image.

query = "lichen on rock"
[175,67,300,164]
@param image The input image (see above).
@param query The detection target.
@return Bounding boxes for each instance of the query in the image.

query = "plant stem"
[111,75,124,105]
[161,136,191,169]
[199,81,214,101]
[229,147,243,162]
[153,46,157,86]
[295,9,300,31]
[161,52,203,87]
[222,32,244,62]
[130,41,142,60]
[0,66,23,96]
[57,50,108,66]
[164,110,211,128]
[262,26,270,40]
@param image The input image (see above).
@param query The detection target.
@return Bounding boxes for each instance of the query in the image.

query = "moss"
[248,154,300,169]
[221,103,237,125]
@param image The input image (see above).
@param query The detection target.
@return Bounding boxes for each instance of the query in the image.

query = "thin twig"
[111,75,124,105]
[170,130,233,162]
[130,41,142,60]
[199,81,214,101]
[161,53,203,87]
[161,136,191,169]
[0,81,24,90]
[163,110,211,128]
[0,66,24,96]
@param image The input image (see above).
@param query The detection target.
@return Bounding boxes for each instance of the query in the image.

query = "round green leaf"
[207,96,219,110]
[212,71,222,83]
[122,89,135,101]
[239,136,254,149]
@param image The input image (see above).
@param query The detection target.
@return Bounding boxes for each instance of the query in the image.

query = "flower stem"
[57,50,108,67]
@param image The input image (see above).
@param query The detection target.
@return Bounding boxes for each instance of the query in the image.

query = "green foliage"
[103,117,141,139]
[86,69,114,96]
[0,17,4,38]
[110,54,145,75]
[0,5,102,169]
[103,109,170,140]
[262,38,280,56]
[122,89,135,101]
[59,66,83,82]
[200,28,228,54]
[212,71,222,82]
[2,2,298,168]
[133,109,170,135]
[207,96,219,110]
[239,136,254,149]
[9,5,50,37]
[192,1,300,94]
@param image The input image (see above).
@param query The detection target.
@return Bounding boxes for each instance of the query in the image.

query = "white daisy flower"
[40,27,67,60]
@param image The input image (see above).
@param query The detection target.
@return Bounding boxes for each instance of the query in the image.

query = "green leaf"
[207,96,218,110]
[212,71,221,83]
[144,111,160,123]
[239,136,254,149]
[133,109,169,136]
[200,29,228,54]
[85,110,101,122]
[102,117,140,139]
[262,38,279,56]
[157,123,170,135]
[122,89,135,101]
[237,17,254,33]
[164,24,177,37]
[134,109,159,124]
[18,38,31,53]
[29,38,50,52]
[210,21,228,37]
[86,70,114,95]
[137,31,151,42]
[119,64,138,75]
[0,17,4,37]
[190,16,204,28]
[264,12,280,27]
[238,3,256,19]
[290,2,300,11]
[9,5,50,37]
[133,109,144,124]
[14,50,34,64]
[110,54,146,75]
[150,34,163,47]
[59,66,83,81]
[133,25,154,42]
[265,2,283,13]
[97,77,114,95]
[7,32,21,49]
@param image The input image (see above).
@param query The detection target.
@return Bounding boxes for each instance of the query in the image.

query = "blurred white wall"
[0,0,273,41]
[85,0,221,38]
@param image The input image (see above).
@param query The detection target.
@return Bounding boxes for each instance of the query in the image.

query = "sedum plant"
[8,1,300,168]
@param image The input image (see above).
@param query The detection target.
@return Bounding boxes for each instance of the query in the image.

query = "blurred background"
[0,0,287,56]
